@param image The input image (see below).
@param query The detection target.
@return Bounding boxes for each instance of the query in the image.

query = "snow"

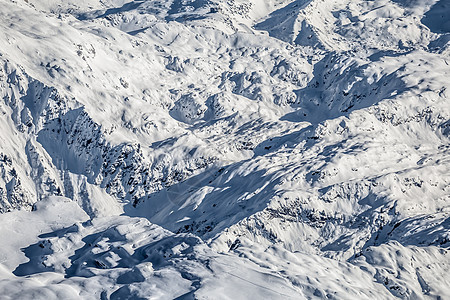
[0,0,449,298]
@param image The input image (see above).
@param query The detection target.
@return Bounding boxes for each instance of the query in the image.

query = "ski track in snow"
[0,0,449,298]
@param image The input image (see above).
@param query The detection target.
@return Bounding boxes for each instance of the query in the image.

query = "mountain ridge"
[0,0,449,298]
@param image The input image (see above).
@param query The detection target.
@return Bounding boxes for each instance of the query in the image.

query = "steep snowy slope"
[0,0,449,298]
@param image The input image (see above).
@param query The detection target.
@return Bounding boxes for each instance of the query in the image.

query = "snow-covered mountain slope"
[0,0,449,298]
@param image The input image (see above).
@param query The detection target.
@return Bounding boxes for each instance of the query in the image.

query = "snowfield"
[0,0,449,298]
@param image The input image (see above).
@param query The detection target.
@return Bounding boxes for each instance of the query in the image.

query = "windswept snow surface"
[0,0,449,298]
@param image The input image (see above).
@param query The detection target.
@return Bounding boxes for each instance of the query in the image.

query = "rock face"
[0,0,449,298]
